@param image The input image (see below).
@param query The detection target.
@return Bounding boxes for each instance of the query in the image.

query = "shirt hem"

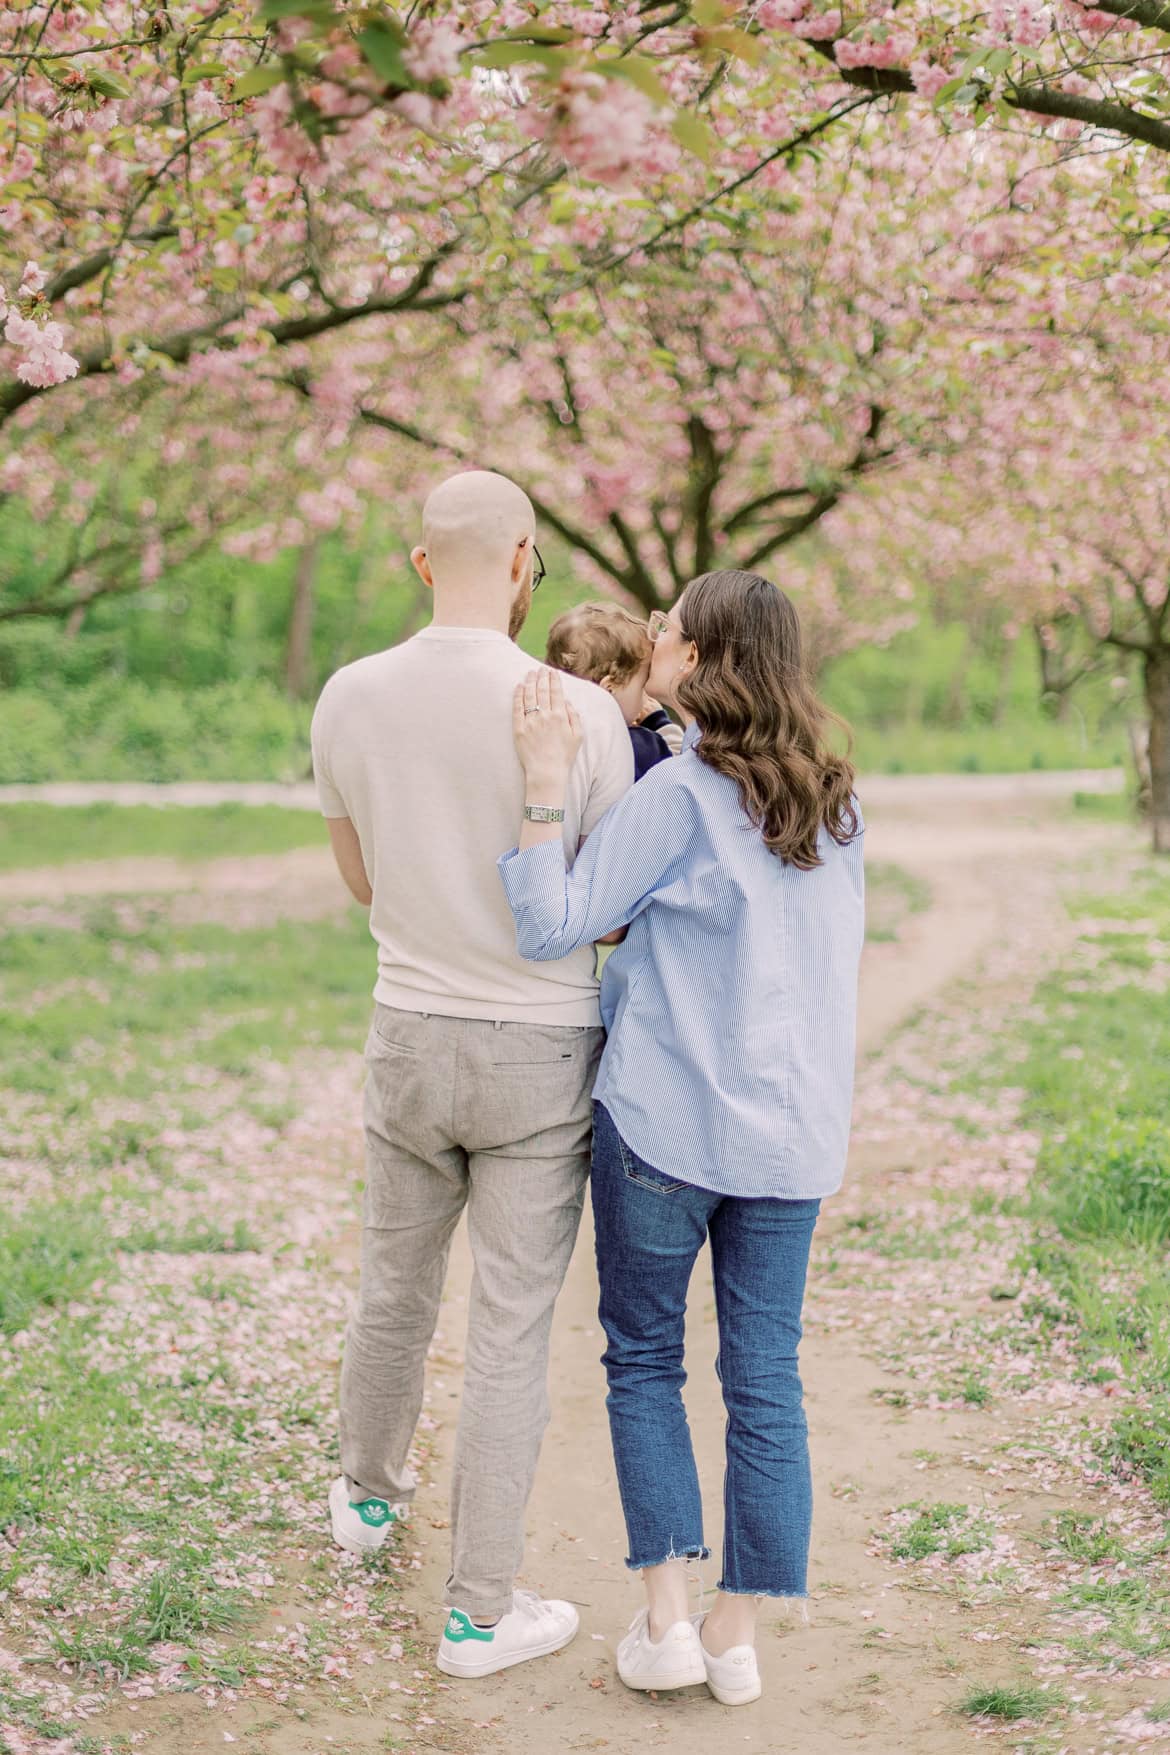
[593,1086,846,1200]
[375,978,603,1027]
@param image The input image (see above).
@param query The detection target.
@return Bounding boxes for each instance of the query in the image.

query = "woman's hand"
[512,668,583,785]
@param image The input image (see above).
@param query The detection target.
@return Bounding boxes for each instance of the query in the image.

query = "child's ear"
[598,674,616,694]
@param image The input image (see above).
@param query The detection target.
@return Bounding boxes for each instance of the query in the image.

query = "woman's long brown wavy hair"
[674,569,859,870]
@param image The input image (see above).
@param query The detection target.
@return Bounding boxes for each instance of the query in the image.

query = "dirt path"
[380,784,1134,1755]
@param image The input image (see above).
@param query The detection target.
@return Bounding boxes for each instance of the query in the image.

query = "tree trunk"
[1144,646,1170,854]
[285,538,320,700]
[992,629,1016,727]
[942,633,972,727]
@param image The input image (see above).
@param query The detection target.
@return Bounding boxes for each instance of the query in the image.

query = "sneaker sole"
[329,1512,389,1555]
[706,1676,763,1706]
[436,1623,578,1679]
[618,1659,708,1692]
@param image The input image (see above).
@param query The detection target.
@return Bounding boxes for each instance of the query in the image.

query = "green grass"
[865,861,932,942]
[1037,1115,1170,1248]
[0,901,372,1098]
[853,721,1127,776]
[980,870,1170,1505]
[888,1502,993,1561]
[0,902,375,1707]
[959,1683,1059,1721]
[0,802,325,869]
[1071,788,1136,820]
[0,1205,107,1335]
[1041,1511,1125,1565]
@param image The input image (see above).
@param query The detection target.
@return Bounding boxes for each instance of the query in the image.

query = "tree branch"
[805,36,1170,153]
[347,397,632,588]
[45,227,178,304]
[740,492,843,570]
[1080,0,1170,32]
[0,247,468,426]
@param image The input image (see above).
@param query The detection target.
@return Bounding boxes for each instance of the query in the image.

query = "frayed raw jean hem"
[627,1545,710,1571]
[717,1586,810,1621]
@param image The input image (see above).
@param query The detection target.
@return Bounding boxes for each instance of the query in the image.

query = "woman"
[497,569,864,1707]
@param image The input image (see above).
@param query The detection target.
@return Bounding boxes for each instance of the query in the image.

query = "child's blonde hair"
[545,601,651,687]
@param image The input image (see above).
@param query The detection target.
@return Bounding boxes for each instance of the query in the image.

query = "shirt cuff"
[497,840,570,955]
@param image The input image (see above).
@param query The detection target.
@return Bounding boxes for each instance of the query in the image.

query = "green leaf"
[501,26,576,43]
[358,23,410,87]
[932,76,971,108]
[698,26,762,64]
[181,61,229,86]
[260,0,335,21]
[671,110,718,162]
[230,64,286,99]
[599,54,671,107]
[691,0,728,24]
[476,41,571,73]
[86,69,132,99]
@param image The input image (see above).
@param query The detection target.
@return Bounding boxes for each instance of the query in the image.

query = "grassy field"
[0,802,326,870]
[0,887,467,1749]
[1009,869,1170,1503]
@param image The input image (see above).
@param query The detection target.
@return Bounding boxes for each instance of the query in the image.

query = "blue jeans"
[591,1102,820,1597]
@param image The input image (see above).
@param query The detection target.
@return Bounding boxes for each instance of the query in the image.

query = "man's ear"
[511,536,532,586]
[411,546,434,591]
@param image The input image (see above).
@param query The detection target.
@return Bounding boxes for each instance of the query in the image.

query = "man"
[310,470,633,1679]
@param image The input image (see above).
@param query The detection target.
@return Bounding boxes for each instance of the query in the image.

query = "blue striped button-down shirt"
[497,724,865,1199]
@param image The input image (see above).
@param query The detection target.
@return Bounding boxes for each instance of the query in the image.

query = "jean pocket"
[617,1135,686,1195]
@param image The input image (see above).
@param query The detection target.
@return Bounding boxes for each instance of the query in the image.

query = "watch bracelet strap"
[523,804,566,823]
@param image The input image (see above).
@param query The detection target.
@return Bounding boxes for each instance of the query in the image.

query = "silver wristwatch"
[523,804,566,823]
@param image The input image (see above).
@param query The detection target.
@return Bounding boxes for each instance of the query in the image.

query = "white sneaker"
[692,1611,762,1705]
[617,1608,707,1692]
[436,1590,579,1678]
[328,1476,408,1554]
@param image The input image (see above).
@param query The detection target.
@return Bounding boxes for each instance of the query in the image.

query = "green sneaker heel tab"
[444,1609,495,1644]
[352,1497,396,1530]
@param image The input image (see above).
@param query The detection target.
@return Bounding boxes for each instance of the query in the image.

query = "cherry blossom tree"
[820,323,1170,851]
[303,112,1111,614]
[5,0,1166,425]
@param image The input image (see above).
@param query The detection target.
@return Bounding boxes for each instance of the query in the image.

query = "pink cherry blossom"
[793,10,844,38]
[910,58,952,98]
[403,22,466,84]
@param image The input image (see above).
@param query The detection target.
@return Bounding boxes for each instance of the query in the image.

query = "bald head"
[421,471,535,592]
[412,470,538,639]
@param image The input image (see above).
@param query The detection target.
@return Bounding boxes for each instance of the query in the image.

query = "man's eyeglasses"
[531,545,546,592]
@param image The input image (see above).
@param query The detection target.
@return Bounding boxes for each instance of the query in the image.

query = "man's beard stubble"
[507,577,533,641]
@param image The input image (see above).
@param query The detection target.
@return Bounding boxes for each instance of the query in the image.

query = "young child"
[545,602,683,780]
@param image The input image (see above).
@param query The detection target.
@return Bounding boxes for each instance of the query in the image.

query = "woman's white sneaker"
[692,1612,762,1705]
[617,1609,707,1692]
[436,1590,579,1678]
[328,1476,408,1554]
